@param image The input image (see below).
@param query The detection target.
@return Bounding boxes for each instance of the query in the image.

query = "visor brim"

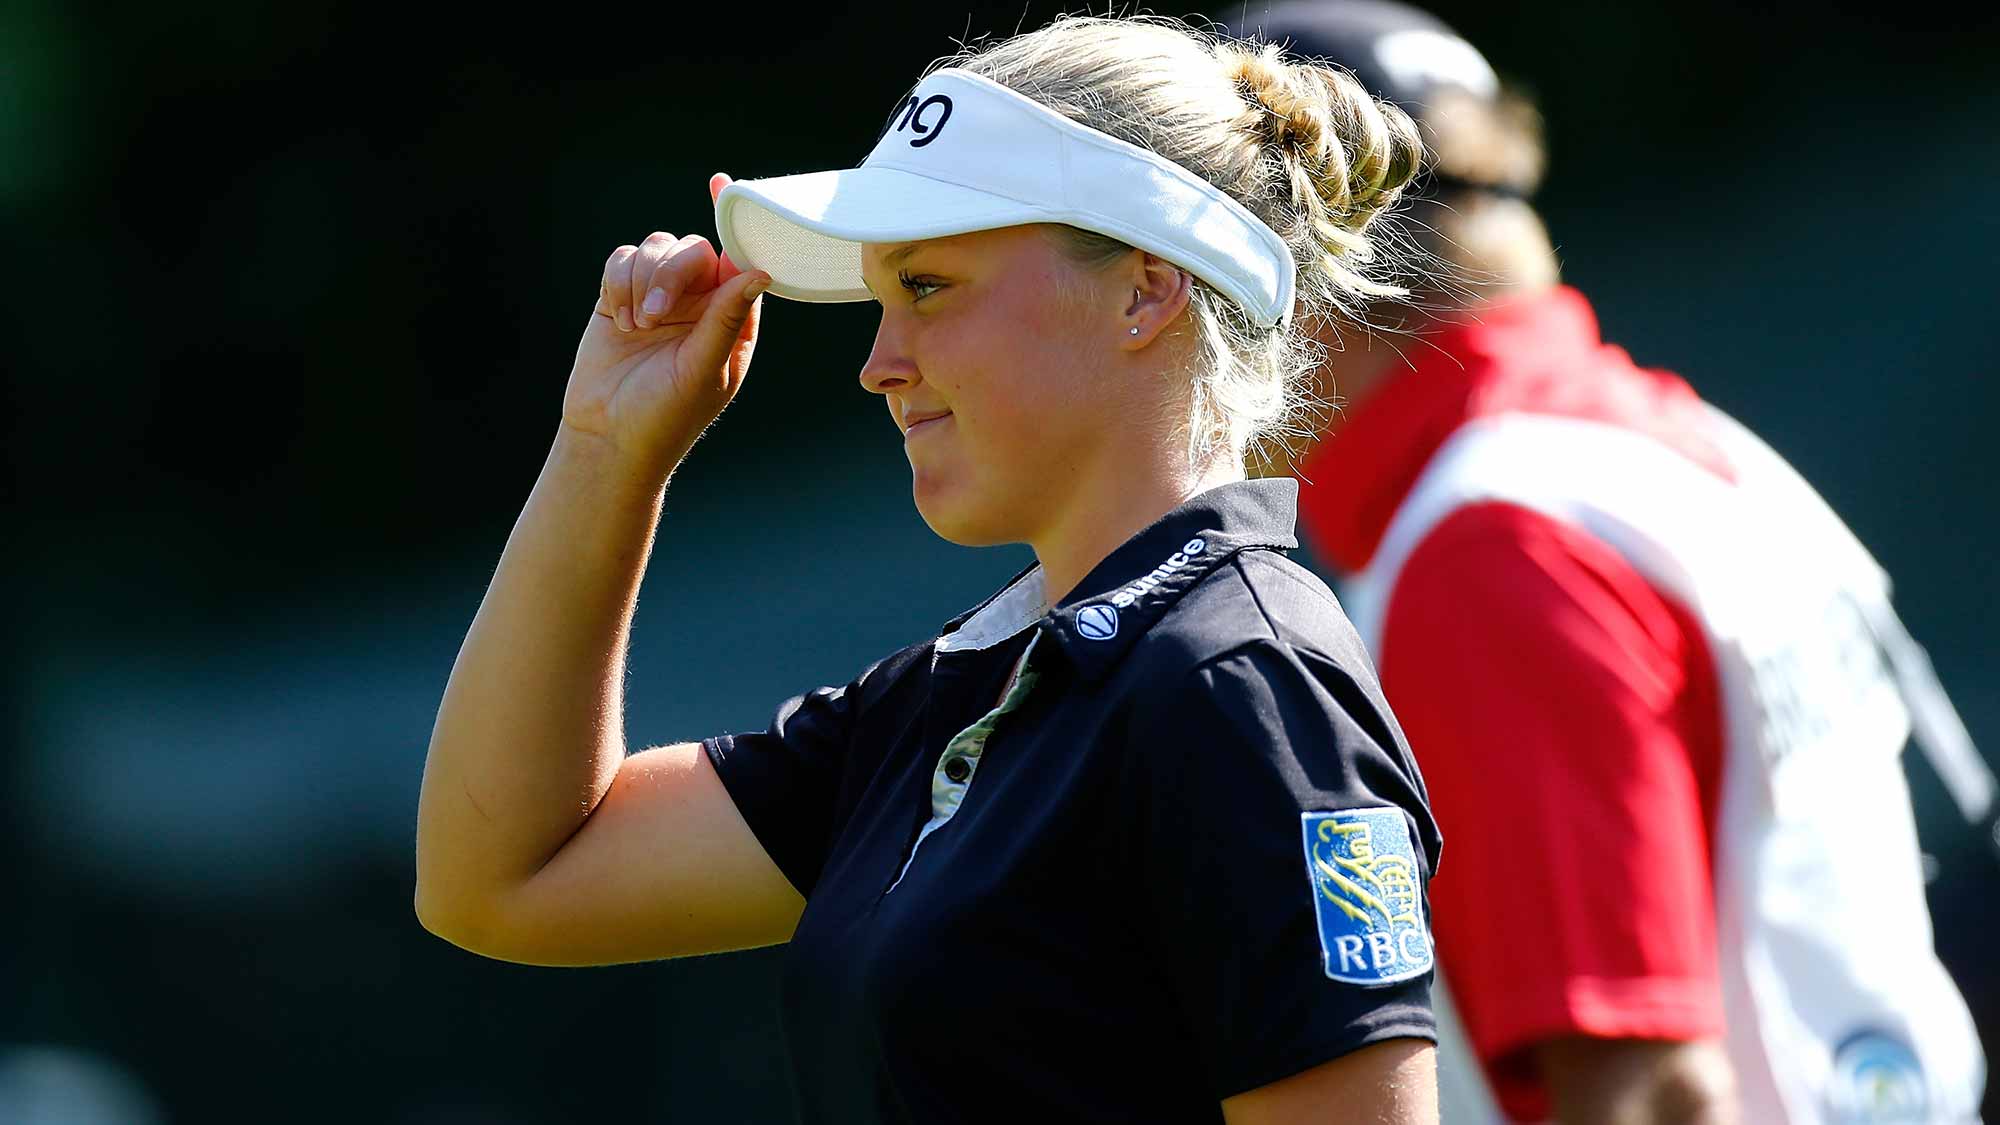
[716,169,1051,303]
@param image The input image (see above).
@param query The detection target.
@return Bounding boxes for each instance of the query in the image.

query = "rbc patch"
[1300,808,1433,985]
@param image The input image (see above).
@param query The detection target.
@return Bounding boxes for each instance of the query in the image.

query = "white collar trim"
[936,566,1048,653]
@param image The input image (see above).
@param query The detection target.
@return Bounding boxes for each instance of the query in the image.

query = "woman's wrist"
[546,423,683,514]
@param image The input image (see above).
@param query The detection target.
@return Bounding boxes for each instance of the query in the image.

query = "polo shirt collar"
[1040,478,1298,682]
[935,565,1046,655]
[933,479,1300,678]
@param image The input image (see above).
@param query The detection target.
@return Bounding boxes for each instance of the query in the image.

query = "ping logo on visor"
[1300,808,1432,985]
[888,94,954,147]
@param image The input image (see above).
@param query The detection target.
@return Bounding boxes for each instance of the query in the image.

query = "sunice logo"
[1076,604,1118,641]
[1108,538,1207,609]
[888,93,953,148]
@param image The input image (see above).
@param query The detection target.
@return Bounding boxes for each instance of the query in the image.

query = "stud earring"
[1129,327,1141,336]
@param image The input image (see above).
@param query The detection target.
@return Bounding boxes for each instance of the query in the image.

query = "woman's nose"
[859,315,920,396]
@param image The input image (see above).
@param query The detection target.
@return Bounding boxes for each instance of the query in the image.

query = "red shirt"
[1297,287,1730,1120]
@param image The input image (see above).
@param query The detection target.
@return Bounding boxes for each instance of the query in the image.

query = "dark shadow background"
[5,0,1995,1120]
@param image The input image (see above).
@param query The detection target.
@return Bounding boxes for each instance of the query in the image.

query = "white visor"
[714,68,1297,328]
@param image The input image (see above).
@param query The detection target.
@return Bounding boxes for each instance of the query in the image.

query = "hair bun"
[1221,44,1423,239]
[1227,50,1329,158]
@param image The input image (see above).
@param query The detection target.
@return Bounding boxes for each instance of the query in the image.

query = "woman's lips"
[903,411,953,438]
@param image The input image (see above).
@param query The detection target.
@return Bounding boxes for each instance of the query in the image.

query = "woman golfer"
[416,16,1441,1122]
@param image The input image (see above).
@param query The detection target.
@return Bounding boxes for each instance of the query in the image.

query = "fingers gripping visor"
[714,69,1297,329]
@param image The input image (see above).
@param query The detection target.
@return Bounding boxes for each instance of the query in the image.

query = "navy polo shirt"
[704,479,1441,1124]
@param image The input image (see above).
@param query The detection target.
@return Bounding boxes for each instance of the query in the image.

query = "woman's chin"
[911,474,1014,547]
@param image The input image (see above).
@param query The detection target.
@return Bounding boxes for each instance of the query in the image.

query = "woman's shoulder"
[1132,548,1410,753]
[838,634,939,711]
[1138,546,1379,688]
[1110,549,1436,855]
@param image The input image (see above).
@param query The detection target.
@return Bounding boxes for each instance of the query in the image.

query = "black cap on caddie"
[1212,0,1499,115]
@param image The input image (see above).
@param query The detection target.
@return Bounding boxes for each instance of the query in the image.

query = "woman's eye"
[898,271,943,301]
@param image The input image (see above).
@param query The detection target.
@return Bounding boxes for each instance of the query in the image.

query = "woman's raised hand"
[561,173,772,473]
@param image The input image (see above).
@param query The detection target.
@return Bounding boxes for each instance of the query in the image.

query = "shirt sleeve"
[1121,640,1440,1100]
[1378,501,1726,1114]
[704,660,884,898]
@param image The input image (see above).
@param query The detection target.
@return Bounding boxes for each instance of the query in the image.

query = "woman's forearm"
[415,428,674,932]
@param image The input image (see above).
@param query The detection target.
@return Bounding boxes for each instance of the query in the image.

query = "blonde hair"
[935,15,1426,466]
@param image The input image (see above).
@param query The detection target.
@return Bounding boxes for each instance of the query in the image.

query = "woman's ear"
[1121,253,1192,349]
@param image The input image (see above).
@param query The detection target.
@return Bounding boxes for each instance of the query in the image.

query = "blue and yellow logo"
[1301,809,1432,985]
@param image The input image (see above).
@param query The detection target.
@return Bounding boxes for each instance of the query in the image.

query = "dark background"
[6,0,1995,1120]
